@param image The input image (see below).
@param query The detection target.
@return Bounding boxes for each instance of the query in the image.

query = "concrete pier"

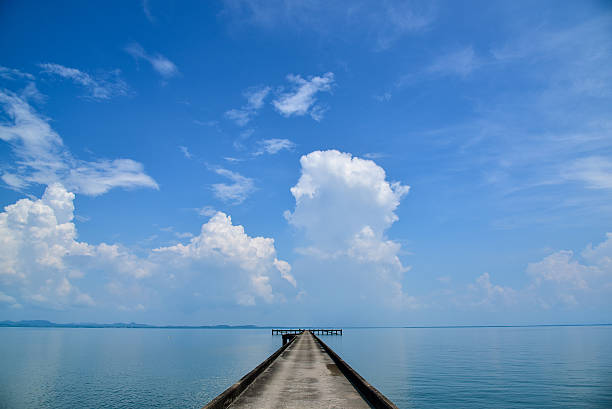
[203,331,397,409]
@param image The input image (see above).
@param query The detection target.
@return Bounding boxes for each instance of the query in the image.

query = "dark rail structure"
[271,328,342,335]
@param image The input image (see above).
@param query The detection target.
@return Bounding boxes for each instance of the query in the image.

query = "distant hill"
[0,320,263,329]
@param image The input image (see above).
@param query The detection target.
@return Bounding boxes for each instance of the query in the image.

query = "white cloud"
[427,46,480,77]
[0,184,94,309]
[287,150,409,248]
[0,291,20,308]
[211,168,255,204]
[0,90,158,195]
[179,145,193,159]
[93,242,155,279]
[272,72,334,120]
[470,272,517,307]
[0,66,34,81]
[225,86,271,126]
[20,82,45,103]
[374,92,392,102]
[437,234,612,312]
[583,233,612,271]
[142,0,155,22]
[225,109,250,127]
[562,156,612,190]
[374,1,435,50]
[0,185,294,311]
[274,258,296,287]
[221,1,434,50]
[287,150,410,306]
[125,43,179,78]
[39,63,129,100]
[521,234,612,307]
[154,211,295,303]
[255,138,295,155]
[196,206,217,217]
[527,251,596,290]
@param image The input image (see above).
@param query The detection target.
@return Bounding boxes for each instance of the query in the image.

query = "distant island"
[0,320,263,329]
[1,320,610,329]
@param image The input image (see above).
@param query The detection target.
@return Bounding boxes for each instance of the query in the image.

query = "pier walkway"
[204,331,397,409]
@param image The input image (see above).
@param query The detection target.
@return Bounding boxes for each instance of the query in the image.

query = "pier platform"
[271,328,342,335]
[203,330,397,409]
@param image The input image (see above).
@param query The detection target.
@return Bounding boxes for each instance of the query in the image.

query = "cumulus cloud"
[254,138,295,155]
[0,90,158,195]
[527,251,597,291]
[154,211,295,304]
[287,150,409,248]
[211,168,255,204]
[286,150,410,307]
[39,63,129,100]
[225,86,271,126]
[272,73,334,120]
[125,43,179,78]
[525,234,612,307]
[434,234,612,313]
[470,272,517,307]
[459,234,612,309]
[0,184,94,308]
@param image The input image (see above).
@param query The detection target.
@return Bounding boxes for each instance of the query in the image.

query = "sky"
[1,0,611,326]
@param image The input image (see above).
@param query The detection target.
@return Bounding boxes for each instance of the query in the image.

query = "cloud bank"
[0,184,294,313]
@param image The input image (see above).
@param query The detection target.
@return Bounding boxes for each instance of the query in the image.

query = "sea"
[0,326,611,408]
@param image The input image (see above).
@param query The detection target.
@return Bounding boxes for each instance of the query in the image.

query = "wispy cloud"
[363,152,387,160]
[211,168,255,204]
[142,0,155,22]
[39,63,129,100]
[221,0,435,50]
[0,90,158,195]
[254,138,295,155]
[179,145,193,159]
[272,72,334,120]
[125,42,179,78]
[0,66,34,81]
[562,157,612,190]
[225,86,270,126]
[373,1,435,50]
[404,16,612,226]
[196,205,217,217]
[374,92,392,102]
[426,46,481,77]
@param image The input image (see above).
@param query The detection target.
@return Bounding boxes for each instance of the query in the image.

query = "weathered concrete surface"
[228,331,372,408]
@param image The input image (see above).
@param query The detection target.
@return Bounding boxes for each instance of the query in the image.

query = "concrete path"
[228,331,372,408]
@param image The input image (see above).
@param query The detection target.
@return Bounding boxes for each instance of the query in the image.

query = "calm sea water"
[0,326,610,408]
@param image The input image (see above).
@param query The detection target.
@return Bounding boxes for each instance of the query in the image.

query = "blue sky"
[1,0,611,325]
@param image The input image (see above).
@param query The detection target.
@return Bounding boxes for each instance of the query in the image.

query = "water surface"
[1,326,611,408]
